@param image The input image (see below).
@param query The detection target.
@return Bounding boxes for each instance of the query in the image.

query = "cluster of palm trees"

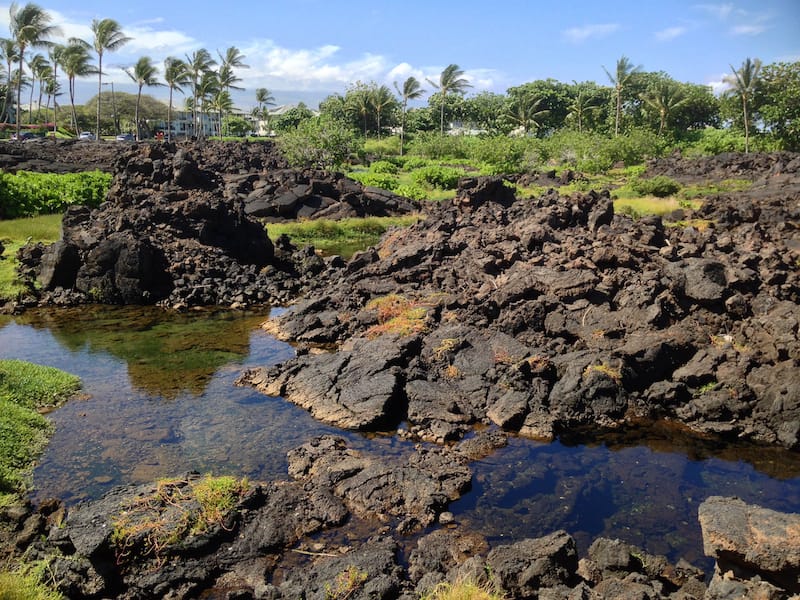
[1,2,256,141]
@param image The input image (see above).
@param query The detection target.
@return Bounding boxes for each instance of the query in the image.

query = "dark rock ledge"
[2,436,799,598]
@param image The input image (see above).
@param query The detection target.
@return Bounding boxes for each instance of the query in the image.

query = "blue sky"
[1,0,798,110]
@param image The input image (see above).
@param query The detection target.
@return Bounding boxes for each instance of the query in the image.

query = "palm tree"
[47,42,64,136]
[567,82,601,133]
[426,63,472,135]
[124,56,162,141]
[59,40,93,135]
[9,2,60,138]
[91,18,131,140]
[208,88,234,137]
[27,52,47,121]
[640,81,689,135]
[723,57,762,153]
[254,87,275,134]
[184,48,216,137]
[506,94,550,135]
[370,84,394,140]
[350,87,371,137]
[393,76,424,155]
[163,56,189,141]
[0,38,19,123]
[603,55,641,136]
[196,69,220,137]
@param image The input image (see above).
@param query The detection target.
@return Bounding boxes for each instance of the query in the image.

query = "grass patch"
[265,215,420,257]
[0,360,80,504]
[0,214,62,303]
[679,178,752,200]
[0,561,64,600]
[613,196,697,218]
[420,577,505,600]
[365,294,436,339]
[111,474,248,565]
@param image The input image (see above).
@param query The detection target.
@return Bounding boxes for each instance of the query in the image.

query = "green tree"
[755,60,800,151]
[208,88,234,137]
[91,18,131,140]
[124,56,162,141]
[393,76,425,154]
[9,2,60,137]
[278,114,357,169]
[505,93,549,135]
[26,51,47,122]
[567,81,604,133]
[370,84,396,139]
[163,56,189,141]
[349,84,372,137]
[184,48,216,137]
[59,40,94,134]
[272,102,314,132]
[254,87,275,134]
[427,63,472,135]
[603,55,641,136]
[507,79,572,133]
[0,38,19,123]
[640,80,689,135]
[461,91,506,133]
[723,57,762,153]
[216,47,247,135]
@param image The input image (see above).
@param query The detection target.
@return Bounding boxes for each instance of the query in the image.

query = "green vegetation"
[419,577,505,600]
[325,566,368,600]
[364,294,443,338]
[0,171,111,219]
[111,474,248,564]
[629,175,682,198]
[0,561,64,600]
[0,359,81,503]
[265,215,420,257]
[0,213,62,302]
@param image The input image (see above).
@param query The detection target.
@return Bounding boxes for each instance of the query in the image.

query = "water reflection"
[0,307,799,567]
[12,306,263,398]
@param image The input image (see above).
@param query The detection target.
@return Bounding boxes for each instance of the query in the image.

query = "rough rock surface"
[11,140,418,310]
[245,156,800,448]
[699,496,800,594]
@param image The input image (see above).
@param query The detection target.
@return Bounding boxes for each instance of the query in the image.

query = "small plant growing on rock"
[365,294,430,338]
[324,565,368,600]
[583,362,623,383]
[630,175,682,198]
[420,575,505,600]
[433,338,460,361]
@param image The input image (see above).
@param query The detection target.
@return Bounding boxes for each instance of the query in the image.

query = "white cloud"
[693,3,735,20]
[730,23,767,36]
[562,23,620,44]
[655,26,689,41]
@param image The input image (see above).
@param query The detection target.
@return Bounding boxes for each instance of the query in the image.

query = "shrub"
[363,136,400,157]
[277,116,358,170]
[348,172,399,191]
[631,175,682,197]
[369,160,399,174]
[407,131,469,160]
[0,170,111,219]
[394,183,427,200]
[412,165,466,190]
[403,156,431,170]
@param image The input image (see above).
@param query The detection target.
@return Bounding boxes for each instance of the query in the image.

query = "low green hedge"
[0,170,111,219]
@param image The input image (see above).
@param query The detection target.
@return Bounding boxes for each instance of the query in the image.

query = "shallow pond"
[1,305,799,568]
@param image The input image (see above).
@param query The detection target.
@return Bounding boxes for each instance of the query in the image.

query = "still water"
[1,305,799,566]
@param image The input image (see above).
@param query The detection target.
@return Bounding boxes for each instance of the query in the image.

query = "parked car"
[115,133,134,141]
[10,131,37,141]
[78,131,95,140]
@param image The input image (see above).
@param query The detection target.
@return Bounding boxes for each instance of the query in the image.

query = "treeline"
[273,58,799,153]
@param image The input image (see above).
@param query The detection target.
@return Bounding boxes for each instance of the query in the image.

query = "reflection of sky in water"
[1,308,799,567]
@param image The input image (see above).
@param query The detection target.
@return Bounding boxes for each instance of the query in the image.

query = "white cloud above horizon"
[655,26,689,42]
[562,23,621,44]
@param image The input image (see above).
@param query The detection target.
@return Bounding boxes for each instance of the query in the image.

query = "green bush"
[369,160,399,174]
[402,156,430,169]
[412,165,466,190]
[394,183,428,200]
[363,136,400,157]
[407,132,469,160]
[0,170,111,219]
[348,172,400,190]
[277,116,358,170]
[631,175,682,197]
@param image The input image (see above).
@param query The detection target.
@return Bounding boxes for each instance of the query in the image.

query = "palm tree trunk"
[96,53,102,141]
[135,86,142,141]
[614,87,621,137]
[28,79,34,124]
[742,94,749,154]
[16,51,25,137]
[400,103,406,156]
[69,78,78,135]
[440,96,445,136]
[167,87,173,142]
